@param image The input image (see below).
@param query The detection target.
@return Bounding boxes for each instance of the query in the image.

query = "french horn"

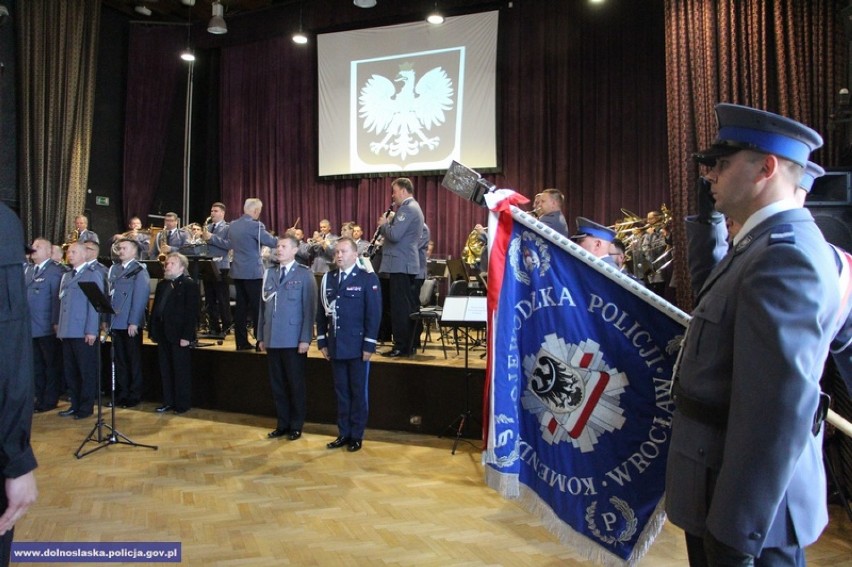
[462,227,485,267]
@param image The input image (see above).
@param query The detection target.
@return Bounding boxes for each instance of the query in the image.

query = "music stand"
[439,296,486,454]
[142,260,165,280]
[186,257,217,346]
[74,281,158,459]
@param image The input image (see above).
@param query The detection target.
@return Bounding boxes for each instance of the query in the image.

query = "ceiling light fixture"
[353,0,377,8]
[426,1,444,24]
[208,1,227,35]
[292,1,308,44]
[134,5,152,16]
[180,4,195,62]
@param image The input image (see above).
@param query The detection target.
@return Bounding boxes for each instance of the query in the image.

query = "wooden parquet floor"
[15,405,852,566]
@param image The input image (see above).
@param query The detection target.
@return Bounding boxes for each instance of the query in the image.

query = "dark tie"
[71,268,78,278]
[280,267,287,283]
[33,265,40,279]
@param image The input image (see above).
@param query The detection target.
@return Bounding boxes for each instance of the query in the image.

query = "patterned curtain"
[663,0,844,310]
[17,0,101,244]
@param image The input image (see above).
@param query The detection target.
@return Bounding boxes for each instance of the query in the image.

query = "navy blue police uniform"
[316,264,382,448]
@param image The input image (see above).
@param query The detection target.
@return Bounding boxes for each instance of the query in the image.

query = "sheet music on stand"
[441,296,486,324]
[438,296,486,454]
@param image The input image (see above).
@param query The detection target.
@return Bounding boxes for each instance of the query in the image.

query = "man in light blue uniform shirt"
[108,238,150,408]
[56,242,107,420]
[377,177,424,357]
[257,236,316,441]
[204,202,232,336]
[26,238,64,413]
[207,198,278,351]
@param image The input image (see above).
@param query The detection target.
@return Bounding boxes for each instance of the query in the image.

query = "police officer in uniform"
[56,241,107,420]
[570,216,619,268]
[687,160,852,398]
[377,177,424,357]
[26,238,64,413]
[533,188,570,237]
[108,238,150,408]
[666,104,838,566]
[257,236,316,441]
[207,198,278,351]
[317,237,381,453]
[204,202,232,336]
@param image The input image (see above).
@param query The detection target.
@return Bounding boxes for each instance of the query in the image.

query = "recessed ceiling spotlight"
[354,0,377,8]
[134,5,152,16]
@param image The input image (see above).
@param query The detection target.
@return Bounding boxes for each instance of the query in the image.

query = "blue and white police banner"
[482,193,690,566]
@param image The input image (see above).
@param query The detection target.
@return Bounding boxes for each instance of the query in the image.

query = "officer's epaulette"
[295,263,309,270]
[767,224,796,246]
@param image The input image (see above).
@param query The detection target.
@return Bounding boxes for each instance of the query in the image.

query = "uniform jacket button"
[748,532,762,540]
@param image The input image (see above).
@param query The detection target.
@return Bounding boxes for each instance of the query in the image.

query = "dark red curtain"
[217,1,669,259]
[122,25,185,224]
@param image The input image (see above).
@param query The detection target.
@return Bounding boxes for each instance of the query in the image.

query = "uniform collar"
[733,199,797,247]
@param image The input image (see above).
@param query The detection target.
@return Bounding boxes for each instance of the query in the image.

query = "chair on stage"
[408,278,447,358]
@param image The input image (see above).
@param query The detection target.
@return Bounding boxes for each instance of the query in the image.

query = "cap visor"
[692,144,741,166]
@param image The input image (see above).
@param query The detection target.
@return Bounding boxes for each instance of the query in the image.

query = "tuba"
[462,227,485,267]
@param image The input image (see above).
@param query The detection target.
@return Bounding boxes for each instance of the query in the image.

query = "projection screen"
[317,11,499,178]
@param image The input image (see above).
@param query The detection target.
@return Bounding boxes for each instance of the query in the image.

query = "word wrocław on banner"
[483,193,689,567]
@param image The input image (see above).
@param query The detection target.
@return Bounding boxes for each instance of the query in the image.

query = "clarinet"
[366,203,394,258]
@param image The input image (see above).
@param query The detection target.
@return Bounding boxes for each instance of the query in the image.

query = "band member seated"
[317,238,382,453]
[154,212,189,259]
[112,216,149,260]
[149,253,200,414]
[309,219,337,274]
[72,214,99,245]
[532,189,569,237]
[257,236,317,441]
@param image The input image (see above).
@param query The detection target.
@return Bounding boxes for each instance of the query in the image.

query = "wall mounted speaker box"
[806,169,852,251]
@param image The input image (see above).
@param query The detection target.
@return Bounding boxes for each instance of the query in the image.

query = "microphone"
[367,202,394,257]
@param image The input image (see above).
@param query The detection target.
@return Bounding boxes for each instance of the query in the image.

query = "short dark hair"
[278,235,299,248]
[211,202,226,211]
[392,177,414,193]
[335,237,357,253]
[610,238,626,255]
[541,188,564,206]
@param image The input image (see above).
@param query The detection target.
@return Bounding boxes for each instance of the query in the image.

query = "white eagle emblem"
[358,63,454,161]
[522,334,629,452]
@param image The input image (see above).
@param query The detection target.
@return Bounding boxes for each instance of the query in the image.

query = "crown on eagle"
[398,62,414,71]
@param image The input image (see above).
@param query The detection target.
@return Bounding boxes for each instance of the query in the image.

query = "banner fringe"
[484,468,668,567]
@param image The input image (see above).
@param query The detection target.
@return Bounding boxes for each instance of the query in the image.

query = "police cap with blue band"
[571,216,616,242]
[798,161,825,193]
[694,103,823,168]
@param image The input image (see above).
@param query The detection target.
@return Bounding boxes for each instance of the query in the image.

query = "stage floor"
[133,325,488,438]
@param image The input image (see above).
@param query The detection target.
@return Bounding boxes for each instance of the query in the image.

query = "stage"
[129,327,488,439]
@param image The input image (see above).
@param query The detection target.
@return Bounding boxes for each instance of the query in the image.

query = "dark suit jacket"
[149,275,200,344]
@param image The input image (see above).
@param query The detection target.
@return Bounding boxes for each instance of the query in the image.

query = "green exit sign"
[95,196,109,206]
